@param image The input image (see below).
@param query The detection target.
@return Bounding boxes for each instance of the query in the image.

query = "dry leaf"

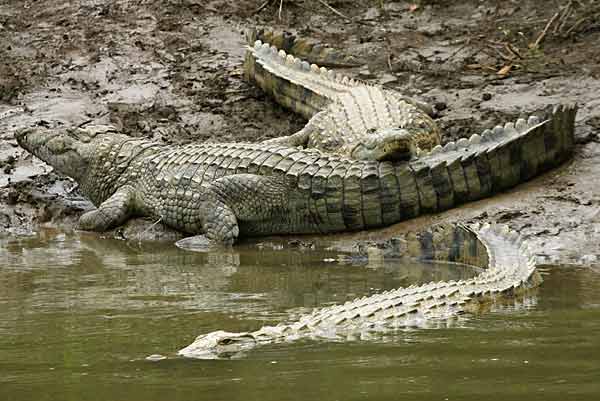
[497,65,513,76]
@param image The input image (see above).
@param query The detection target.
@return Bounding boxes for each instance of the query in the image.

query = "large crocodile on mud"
[16,104,576,247]
[178,222,540,359]
[245,29,441,161]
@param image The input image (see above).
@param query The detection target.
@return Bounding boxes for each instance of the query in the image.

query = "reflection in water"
[0,230,599,401]
[0,230,476,318]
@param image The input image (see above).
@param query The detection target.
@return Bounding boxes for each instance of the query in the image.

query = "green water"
[1,230,599,401]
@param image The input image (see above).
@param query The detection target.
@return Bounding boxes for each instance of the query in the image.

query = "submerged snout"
[178,330,258,360]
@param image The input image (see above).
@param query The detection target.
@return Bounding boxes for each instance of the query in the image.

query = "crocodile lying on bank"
[15,104,576,247]
[244,29,441,161]
[178,222,540,359]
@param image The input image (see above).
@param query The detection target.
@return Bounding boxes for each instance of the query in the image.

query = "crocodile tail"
[246,28,364,68]
[244,28,363,119]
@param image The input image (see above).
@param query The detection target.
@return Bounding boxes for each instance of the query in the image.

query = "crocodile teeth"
[341,76,350,85]
[515,118,527,132]
[253,40,262,50]
[278,49,287,60]
[270,45,278,55]
[469,134,481,145]
[310,64,319,73]
[481,129,493,142]
[285,54,295,66]
[527,116,540,126]
[327,70,336,80]
[301,60,310,71]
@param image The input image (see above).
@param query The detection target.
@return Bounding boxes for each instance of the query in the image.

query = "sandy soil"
[1,0,599,264]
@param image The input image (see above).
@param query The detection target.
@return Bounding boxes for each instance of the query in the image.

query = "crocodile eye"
[218,338,234,346]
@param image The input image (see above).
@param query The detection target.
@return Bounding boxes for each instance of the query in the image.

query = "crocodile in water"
[177,222,541,359]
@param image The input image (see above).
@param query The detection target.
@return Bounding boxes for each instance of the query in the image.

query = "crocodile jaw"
[15,125,92,181]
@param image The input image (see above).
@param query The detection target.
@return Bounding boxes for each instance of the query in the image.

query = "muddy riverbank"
[1,0,599,264]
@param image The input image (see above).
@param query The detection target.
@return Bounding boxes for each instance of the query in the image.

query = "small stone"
[482,93,492,101]
[146,354,167,362]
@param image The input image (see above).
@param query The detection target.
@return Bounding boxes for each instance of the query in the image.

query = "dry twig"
[316,0,352,21]
[532,11,560,48]
[505,43,523,59]
[255,0,272,14]
[555,0,574,34]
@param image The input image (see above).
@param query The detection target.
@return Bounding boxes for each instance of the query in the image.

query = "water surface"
[1,230,599,401]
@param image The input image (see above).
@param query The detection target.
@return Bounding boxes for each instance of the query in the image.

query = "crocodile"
[244,29,441,161]
[178,222,541,359]
[15,104,576,248]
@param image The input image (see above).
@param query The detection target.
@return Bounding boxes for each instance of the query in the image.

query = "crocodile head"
[15,124,116,181]
[177,330,258,359]
[348,127,416,161]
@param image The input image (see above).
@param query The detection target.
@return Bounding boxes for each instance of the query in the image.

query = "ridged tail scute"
[246,28,364,68]
[244,28,363,119]
[413,104,577,209]
[177,222,540,359]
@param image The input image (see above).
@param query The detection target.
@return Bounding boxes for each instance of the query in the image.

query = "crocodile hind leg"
[176,174,290,251]
[78,185,137,231]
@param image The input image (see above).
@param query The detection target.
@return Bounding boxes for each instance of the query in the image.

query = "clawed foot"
[78,209,113,232]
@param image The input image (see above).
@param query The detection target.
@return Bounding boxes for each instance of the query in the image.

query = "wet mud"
[1,0,599,264]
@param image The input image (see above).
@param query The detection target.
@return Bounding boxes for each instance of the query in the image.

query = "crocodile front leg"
[176,174,290,251]
[78,185,137,231]
[261,111,325,148]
